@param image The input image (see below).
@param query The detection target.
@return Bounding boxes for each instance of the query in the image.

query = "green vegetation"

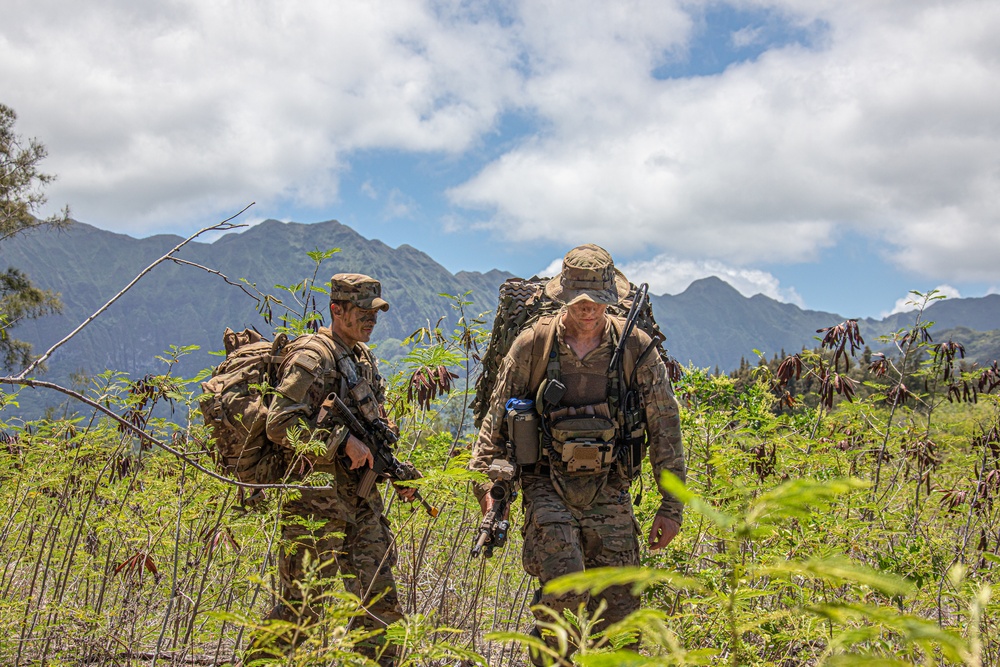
[1,260,998,666]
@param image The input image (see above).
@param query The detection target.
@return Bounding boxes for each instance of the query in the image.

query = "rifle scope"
[488,483,508,502]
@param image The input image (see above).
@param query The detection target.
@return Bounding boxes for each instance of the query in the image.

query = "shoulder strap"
[608,316,641,386]
[283,333,327,360]
[527,315,559,395]
[279,332,340,377]
[354,341,377,366]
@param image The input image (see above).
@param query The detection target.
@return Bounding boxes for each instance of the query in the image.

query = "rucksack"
[199,327,335,484]
[471,276,670,429]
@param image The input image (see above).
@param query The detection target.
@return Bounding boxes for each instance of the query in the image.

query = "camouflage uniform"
[471,246,685,660]
[257,274,400,665]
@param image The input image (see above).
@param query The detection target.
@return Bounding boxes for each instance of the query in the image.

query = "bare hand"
[394,483,417,503]
[478,489,494,517]
[344,434,374,470]
[648,515,680,550]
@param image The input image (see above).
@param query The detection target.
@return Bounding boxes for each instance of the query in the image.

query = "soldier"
[471,244,685,664]
[249,273,413,666]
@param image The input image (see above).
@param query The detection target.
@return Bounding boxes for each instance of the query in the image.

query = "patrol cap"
[329,273,389,311]
[543,244,629,306]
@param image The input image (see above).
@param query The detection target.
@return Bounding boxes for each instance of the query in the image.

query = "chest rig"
[287,329,383,426]
[329,341,383,424]
[526,316,647,477]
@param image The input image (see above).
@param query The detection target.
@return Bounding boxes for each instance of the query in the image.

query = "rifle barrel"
[471,530,490,556]
[610,282,649,371]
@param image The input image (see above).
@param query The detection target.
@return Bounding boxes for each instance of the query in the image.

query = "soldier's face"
[564,300,608,336]
[333,303,379,344]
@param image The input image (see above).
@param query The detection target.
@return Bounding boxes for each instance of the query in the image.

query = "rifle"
[609,283,653,484]
[609,282,649,374]
[318,392,439,518]
[471,459,517,558]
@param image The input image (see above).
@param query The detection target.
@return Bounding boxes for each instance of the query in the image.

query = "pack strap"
[527,315,559,395]
[606,318,624,421]
[608,316,639,384]
[527,315,640,406]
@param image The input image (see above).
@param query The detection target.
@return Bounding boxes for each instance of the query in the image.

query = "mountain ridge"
[3,219,1000,417]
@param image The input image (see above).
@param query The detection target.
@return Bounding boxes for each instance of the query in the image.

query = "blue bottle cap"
[505,397,534,412]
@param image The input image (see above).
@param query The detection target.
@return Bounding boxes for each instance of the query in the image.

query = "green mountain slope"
[4,220,1000,419]
[864,294,1000,337]
[0,219,508,416]
[652,277,847,370]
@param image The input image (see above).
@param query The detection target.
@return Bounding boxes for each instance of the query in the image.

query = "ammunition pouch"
[348,378,380,423]
[619,429,647,479]
[550,415,616,474]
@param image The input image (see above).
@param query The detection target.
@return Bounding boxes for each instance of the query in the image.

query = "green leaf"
[187,367,214,383]
[306,247,340,262]
[576,651,663,667]
[544,566,708,597]
[807,602,969,661]
[824,657,914,667]
[658,471,736,529]
[746,477,868,526]
[485,630,563,664]
[980,552,1000,566]
[761,557,914,596]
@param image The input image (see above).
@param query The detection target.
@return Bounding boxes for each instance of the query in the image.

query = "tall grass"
[1,284,998,665]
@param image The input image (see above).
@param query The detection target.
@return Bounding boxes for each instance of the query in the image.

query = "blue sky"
[3,0,999,319]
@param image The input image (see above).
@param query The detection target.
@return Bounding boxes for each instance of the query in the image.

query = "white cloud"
[540,258,563,278]
[3,0,1000,290]
[619,255,803,304]
[383,189,418,220]
[449,0,1000,278]
[1,0,522,233]
[731,26,764,48]
[883,285,963,317]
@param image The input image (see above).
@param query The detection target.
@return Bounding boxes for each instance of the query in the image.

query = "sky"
[3,0,999,319]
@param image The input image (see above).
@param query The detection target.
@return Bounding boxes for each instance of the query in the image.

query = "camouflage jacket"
[471,314,686,523]
[265,327,386,474]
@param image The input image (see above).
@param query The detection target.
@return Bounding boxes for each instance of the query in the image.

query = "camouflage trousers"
[520,471,641,656]
[255,487,401,665]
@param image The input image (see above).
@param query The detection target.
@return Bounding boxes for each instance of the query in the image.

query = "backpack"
[471,276,670,429]
[199,327,335,484]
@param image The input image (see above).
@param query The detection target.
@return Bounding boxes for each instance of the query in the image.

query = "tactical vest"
[524,315,651,478]
[281,329,384,428]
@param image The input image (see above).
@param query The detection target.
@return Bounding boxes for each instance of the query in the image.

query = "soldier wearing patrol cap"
[471,245,686,664]
[248,273,412,666]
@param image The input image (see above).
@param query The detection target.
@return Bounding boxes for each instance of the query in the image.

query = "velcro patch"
[289,352,321,374]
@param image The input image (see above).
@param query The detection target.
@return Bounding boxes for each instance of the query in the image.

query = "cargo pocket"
[597,532,640,568]
[522,504,579,579]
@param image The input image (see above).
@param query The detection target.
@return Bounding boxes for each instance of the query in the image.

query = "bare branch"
[15,205,254,379]
[166,256,265,303]
[0,375,330,493]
